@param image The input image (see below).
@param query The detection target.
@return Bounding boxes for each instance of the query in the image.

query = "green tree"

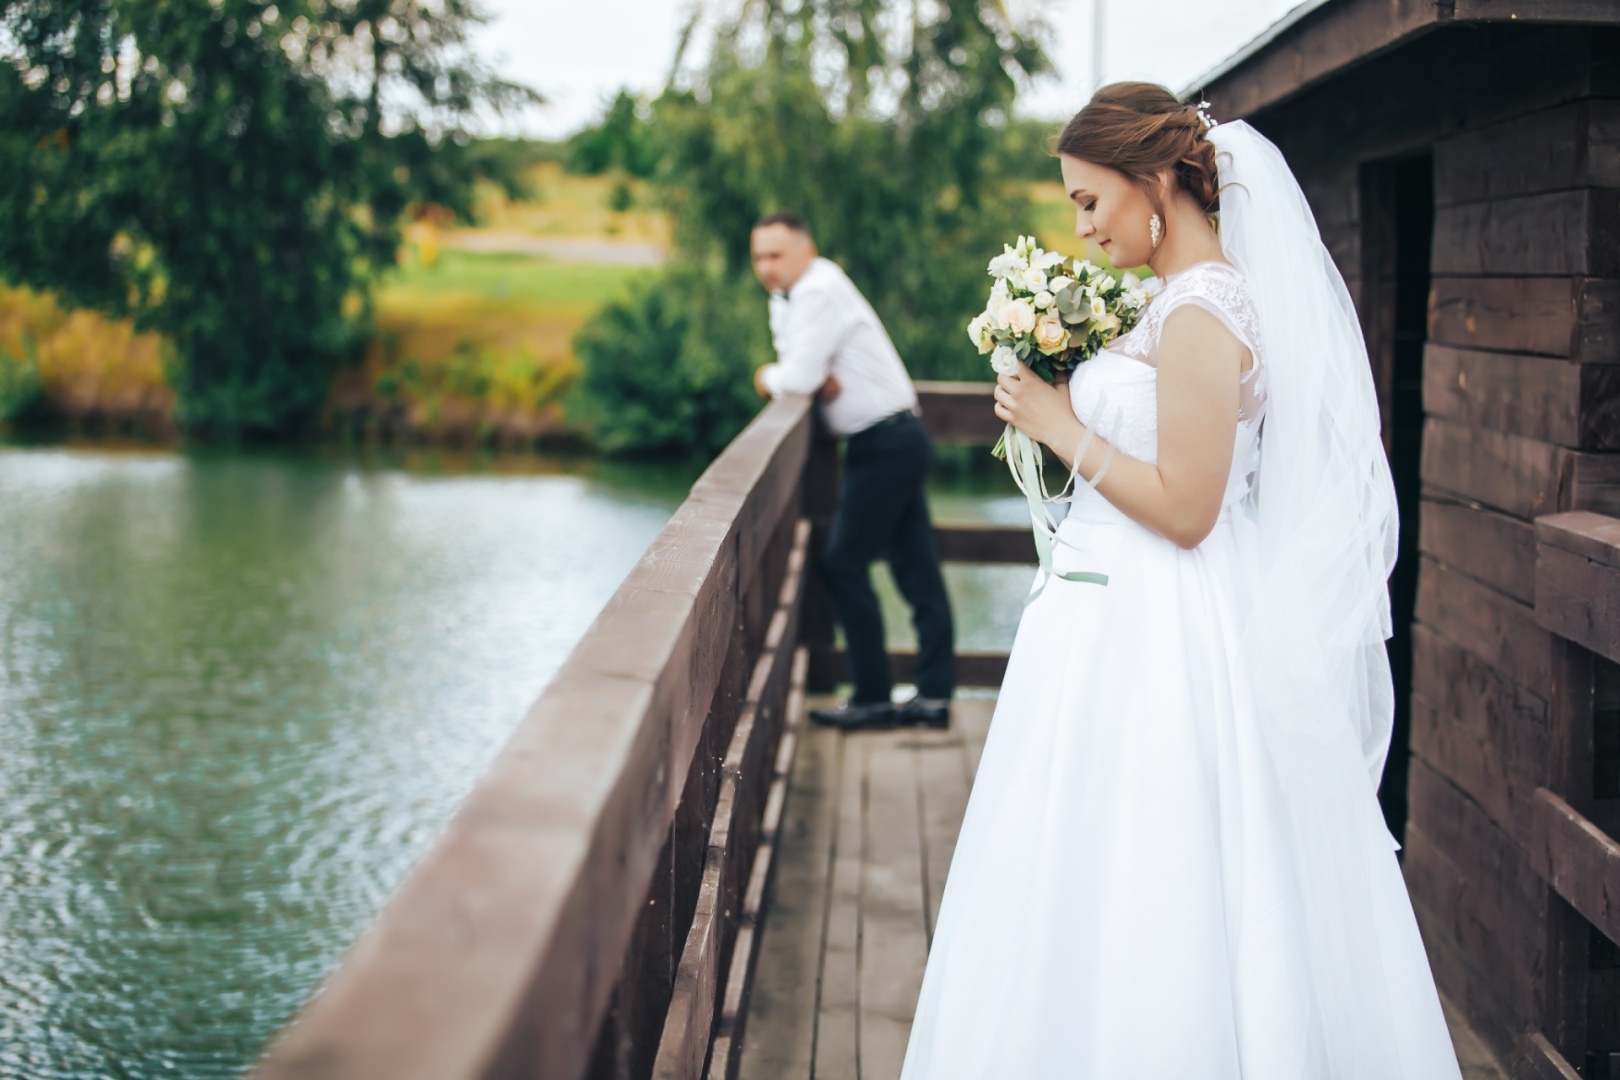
[572,0,1048,456]
[0,0,536,437]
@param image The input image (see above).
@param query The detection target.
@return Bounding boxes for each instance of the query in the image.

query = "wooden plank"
[910,729,974,945]
[815,734,863,1080]
[1537,509,1620,567]
[1432,189,1620,278]
[914,382,1000,446]
[1561,451,1620,518]
[1419,497,1538,604]
[1422,344,1582,448]
[1533,787,1620,946]
[1433,102,1587,208]
[932,523,1035,565]
[706,649,811,1080]
[1196,0,1442,123]
[1536,540,1620,667]
[1421,416,1561,519]
[1452,1,1620,24]
[1412,622,1548,755]
[1410,693,1539,849]
[1416,555,1554,693]
[1411,895,1523,1071]
[735,722,838,1080]
[820,647,1009,690]
[1524,1032,1584,1080]
[858,737,931,1079]
[1403,820,1543,1025]
[1427,277,1620,363]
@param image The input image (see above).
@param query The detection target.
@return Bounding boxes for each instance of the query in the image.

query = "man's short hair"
[754,211,813,239]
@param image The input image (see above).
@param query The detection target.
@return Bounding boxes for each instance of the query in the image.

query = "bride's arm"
[992,305,1245,550]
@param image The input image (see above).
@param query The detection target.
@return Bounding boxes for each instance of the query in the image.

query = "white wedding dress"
[900,126,1464,1080]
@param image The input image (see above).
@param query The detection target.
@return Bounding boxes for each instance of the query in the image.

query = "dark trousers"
[821,411,955,704]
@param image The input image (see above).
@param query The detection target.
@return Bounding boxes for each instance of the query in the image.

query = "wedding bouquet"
[968,235,1148,386]
[968,236,1149,592]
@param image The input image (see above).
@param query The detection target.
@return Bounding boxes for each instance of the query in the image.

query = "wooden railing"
[1522,511,1620,1079]
[254,382,1020,1080]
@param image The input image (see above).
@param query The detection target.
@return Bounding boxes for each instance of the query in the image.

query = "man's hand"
[818,373,842,403]
[753,365,774,399]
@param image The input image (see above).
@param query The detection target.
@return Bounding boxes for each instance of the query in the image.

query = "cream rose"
[1033,289,1055,310]
[1002,298,1037,335]
[967,313,995,354]
[1033,313,1069,355]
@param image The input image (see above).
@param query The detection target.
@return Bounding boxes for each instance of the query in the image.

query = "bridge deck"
[738,695,1509,1080]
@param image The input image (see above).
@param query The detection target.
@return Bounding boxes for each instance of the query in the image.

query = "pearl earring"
[1149,213,1163,249]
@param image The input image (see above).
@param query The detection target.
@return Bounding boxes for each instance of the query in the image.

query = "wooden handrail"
[254,395,816,1080]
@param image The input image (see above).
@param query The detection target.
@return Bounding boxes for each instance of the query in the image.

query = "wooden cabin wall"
[1243,23,1620,1067]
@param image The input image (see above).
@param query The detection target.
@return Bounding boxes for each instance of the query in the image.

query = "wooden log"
[1432,189,1620,278]
[1452,1,1620,24]
[1433,102,1581,208]
[1536,511,1620,666]
[1422,344,1582,448]
[913,382,1000,446]
[1416,554,1554,695]
[1418,496,1538,604]
[932,523,1035,565]
[1428,276,1620,363]
[1533,786,1620,947]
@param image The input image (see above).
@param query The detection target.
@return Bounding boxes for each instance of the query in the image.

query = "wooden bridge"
[256,382,1512,1080]
[251,5,1620,1075]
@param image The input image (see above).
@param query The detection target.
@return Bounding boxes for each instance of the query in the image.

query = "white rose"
[1089,295,1108,319]
[1049,275,1074,293]
[990,345,1020,375]
[1019,267,1048,292]
[1121,271,1141,291]
[1033,248,1068,270]
[1002,298,1037,335]
[1033,313,1069,355]
[1033,289,1055,310]
[987,246,1026,279]
[967,313,995,354]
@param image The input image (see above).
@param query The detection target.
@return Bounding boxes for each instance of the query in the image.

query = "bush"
[569,268,768,457]
[0,333,41,422]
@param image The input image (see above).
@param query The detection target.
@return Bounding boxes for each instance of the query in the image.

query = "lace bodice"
[1067,261,1267,510]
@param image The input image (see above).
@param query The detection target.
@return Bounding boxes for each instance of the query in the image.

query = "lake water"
[0,443,1026,1078]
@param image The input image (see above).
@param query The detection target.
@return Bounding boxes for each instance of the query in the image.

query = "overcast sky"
[479,0,1306,140]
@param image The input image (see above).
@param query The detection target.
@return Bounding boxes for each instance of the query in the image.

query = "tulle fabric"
[898,122,1461,1078]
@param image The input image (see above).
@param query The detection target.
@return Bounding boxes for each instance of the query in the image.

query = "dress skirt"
[898,493,1461,1079]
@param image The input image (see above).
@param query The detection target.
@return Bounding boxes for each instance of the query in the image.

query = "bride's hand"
[993,362,1080,449]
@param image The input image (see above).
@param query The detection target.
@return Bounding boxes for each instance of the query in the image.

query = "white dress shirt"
[760,257,919,437]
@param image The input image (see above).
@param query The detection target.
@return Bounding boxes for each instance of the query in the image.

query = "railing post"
[802,412,841,692]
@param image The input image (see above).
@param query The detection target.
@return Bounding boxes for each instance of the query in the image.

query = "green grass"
[381,250,647,309]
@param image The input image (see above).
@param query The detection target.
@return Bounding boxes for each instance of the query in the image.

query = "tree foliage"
[572,0,1049,456]
[0,0,536,437]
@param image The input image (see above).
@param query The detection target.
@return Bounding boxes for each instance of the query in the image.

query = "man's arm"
[757,290,843,397]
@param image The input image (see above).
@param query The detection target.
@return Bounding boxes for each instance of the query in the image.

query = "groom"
[749,211,955,729]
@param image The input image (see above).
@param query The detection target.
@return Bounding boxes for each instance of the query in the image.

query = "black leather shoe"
[808,700,897,730]
[895,697,951,729]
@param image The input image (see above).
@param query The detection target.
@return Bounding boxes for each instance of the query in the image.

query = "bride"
[899,84,1463,1078]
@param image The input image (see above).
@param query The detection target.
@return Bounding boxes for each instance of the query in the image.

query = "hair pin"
[1195,99,1217,130]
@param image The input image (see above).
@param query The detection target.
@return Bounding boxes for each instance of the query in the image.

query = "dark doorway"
[1364,153,1433,845]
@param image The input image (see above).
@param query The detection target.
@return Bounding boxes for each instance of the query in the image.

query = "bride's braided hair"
[1055,82,1221,214]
